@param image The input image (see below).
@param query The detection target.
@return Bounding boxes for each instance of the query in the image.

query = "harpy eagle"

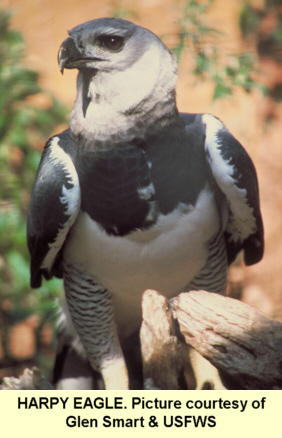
[27,18,264,389]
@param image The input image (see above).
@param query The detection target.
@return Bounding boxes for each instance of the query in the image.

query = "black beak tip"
[58,37,82,75]
[58,46,67,74]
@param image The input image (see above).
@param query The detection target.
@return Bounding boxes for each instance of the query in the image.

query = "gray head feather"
[58,18,178,141]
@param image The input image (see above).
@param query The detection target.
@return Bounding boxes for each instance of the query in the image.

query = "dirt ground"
[1,0,282,374]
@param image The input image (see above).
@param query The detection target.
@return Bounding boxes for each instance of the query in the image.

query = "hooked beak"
[58,36,104,74]
[58,37,81,74]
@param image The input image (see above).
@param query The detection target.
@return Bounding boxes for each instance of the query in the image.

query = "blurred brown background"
[0,0,281,382]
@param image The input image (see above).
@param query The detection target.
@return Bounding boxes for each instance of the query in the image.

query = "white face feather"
[69,22,177,141]
[202,114,257,243]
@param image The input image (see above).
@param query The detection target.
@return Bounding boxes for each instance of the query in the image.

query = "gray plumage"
[27,18,263,389]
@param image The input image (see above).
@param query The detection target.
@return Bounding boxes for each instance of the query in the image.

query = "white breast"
[63,188,220,335]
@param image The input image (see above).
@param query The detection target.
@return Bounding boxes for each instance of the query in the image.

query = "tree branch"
[140,289,282,389]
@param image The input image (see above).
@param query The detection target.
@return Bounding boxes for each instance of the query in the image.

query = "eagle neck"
[70,70,179,144]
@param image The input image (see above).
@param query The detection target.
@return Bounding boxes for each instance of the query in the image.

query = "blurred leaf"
[193,51,211,75]
[6,250,30,291]
[169,0,264,100]
[27,150,41,172]
[0,9,67,369]
[239,3,262,38]
[213,83,232,100]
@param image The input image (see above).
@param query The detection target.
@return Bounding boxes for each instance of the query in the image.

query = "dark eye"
[99,35,124,51]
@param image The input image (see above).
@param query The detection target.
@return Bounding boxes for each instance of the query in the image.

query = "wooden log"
[0,367,54,390]
[3,290,282,390]
[170,290,282,390]
[140,289,184,389]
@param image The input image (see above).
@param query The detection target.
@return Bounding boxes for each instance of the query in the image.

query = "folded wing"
[202,113,264,265]
[27,132,81,287]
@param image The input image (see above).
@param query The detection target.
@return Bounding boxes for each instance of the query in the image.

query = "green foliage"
[170,0,263,99]
[212,53,263,99]
[239,1,282,102]
[239,3,262,38]
[0,3,270,375]
[0,10,66,336]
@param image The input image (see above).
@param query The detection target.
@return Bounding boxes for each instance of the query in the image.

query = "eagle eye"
[99,35,124,51]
